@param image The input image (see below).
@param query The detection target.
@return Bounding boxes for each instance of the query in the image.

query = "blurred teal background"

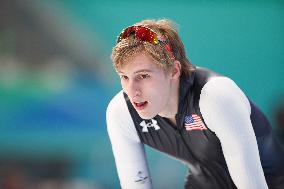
[0,0,283,188]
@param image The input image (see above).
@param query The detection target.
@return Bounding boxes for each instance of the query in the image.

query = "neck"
[158,79,180,126]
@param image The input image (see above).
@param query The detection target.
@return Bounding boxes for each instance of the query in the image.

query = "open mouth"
[133,101,148,110]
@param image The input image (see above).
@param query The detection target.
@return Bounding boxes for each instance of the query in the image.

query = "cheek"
[149,81,171,100]
[157,76,171,91]
[120,80,127,92]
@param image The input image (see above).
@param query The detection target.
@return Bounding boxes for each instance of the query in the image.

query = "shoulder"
[106,90,132,120]
[200,76,250,110]
[106,90,132,124]
[106,90,140,142]
[199,76,251,132]
[107,90,126,114]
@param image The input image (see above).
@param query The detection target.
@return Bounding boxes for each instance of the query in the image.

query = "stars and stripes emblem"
[184,114,207,131]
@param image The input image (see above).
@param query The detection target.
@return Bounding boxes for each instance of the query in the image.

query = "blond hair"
[111,19,195,75]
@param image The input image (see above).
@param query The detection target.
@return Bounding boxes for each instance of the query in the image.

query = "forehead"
[117,53,163,74]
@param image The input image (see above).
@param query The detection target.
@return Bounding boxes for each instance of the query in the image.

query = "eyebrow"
[118,69,153,75]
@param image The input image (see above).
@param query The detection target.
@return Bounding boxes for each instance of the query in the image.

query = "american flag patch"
[184,114,207,131]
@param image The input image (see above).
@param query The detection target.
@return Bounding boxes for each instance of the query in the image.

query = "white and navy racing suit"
[106,67,284,189]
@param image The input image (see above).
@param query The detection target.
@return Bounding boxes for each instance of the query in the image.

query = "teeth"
[135,101,146,107]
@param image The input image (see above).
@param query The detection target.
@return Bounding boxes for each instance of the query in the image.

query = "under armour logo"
[139,119,160,132]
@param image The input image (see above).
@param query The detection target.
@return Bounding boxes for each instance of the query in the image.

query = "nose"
[126,80,141,99]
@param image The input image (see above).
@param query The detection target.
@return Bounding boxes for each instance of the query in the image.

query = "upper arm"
[199,77,268,189]
[106,91,152,189]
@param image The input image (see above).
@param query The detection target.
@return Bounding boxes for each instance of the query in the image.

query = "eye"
[139,74,150,79]
[120,75,129,80]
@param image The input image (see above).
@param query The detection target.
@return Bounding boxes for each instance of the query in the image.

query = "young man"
[106,19,284,189]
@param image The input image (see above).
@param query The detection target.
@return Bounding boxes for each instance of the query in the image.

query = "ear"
[171,60,181,80]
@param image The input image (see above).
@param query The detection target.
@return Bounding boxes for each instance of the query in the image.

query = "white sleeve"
[106,91,153,189]
[199,77,269,189]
